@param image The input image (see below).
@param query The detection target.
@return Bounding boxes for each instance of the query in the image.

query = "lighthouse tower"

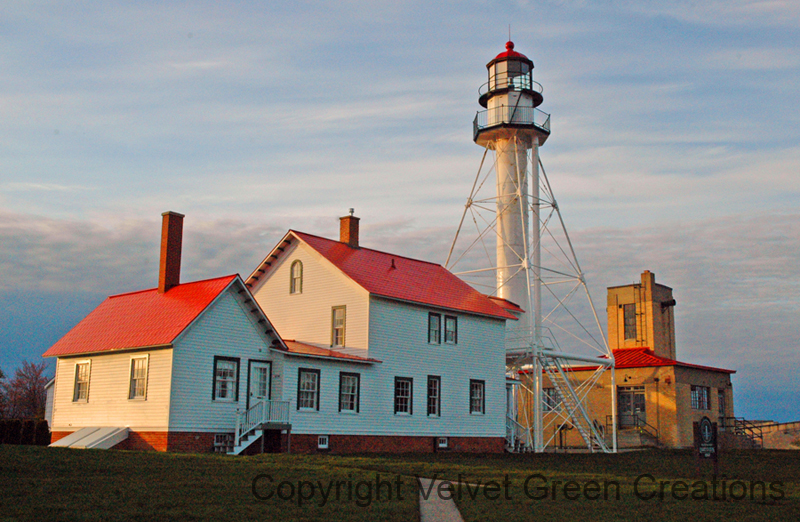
[473,41,550,344]
[449,41,615,453]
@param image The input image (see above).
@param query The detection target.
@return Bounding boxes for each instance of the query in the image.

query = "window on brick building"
[623,304,637,340]
[691,385,710,410]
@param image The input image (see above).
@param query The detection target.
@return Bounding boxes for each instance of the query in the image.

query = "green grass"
[2,446,799,521]
[329,450,800,522]
[0,446,417,521]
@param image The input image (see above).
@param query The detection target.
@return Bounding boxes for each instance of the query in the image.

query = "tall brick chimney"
[158,211,184,293]
[339,209,359,248]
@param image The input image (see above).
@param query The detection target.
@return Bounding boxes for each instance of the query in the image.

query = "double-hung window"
[444,316,457,344]
[427,376,441,416]
[470,379,485,414]
[298,369,320,410]
[129,356,149,400]
[428,313,441,344]
[339,372,360,413]
[213,357,239,401]
[691,385,710,410]
[73,361,91,402]
[394,377,413,415]
[331,306,346,347]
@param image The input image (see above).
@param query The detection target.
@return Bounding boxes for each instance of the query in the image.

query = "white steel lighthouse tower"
[447,42,616,453]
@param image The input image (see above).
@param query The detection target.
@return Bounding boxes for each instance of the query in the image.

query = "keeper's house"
[43,212,513,454]
[244,213,515,453]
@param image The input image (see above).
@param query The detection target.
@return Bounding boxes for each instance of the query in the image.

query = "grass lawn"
[0,445,417,521]
[2,446,799,521]
[335,449,800,521]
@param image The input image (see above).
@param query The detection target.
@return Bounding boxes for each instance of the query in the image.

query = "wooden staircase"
[229,400,291,455]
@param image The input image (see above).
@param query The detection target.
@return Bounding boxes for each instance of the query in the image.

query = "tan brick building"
[523,270,736,449]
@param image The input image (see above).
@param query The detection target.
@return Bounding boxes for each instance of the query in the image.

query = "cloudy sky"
[1,1,798,421]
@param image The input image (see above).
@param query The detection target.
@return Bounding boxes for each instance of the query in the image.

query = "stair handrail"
[236,400,265,447]
[632,416,660,442]
[723,416,763,448]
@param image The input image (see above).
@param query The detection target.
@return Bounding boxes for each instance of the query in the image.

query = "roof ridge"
[292,230,444,267]
[108,274,238,299]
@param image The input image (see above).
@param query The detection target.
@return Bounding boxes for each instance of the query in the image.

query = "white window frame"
[437,437,449,449]
[331,306,346,347]
[298,368,320,411]
[470,379,485,415]
[317,435,329,450]
[128,355,149,400]
[72,360,91,402]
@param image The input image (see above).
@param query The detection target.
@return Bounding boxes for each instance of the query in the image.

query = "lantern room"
[479,41,543,109]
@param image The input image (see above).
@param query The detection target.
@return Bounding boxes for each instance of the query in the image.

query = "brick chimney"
[158,211,184,293]
[339,210,359,248]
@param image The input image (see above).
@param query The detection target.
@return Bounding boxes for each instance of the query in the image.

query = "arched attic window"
[290,260,303,294]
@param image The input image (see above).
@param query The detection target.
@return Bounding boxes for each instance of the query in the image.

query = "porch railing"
[235,400,291,448]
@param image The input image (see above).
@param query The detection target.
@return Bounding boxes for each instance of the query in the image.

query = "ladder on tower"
[541,355,611,453]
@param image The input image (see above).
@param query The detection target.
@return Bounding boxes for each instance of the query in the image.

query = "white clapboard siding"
[51,349,173,432]
[286,296,507,437]
[252,241,370,351]
[168,285,284,432]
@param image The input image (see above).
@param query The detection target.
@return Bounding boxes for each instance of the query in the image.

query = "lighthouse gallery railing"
[473,106,551,140]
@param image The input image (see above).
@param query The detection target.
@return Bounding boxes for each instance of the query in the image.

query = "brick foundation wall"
[113,431,169,452]
[287,434,505,454]
[52,430,504,455]
[167,432,218,453]
[50,431,73,444]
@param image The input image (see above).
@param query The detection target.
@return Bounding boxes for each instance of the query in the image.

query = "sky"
[1,1,798,421]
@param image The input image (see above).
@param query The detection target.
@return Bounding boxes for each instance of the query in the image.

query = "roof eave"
[44,343,174,358]
[283,351,381,364]
[370,293,516,321]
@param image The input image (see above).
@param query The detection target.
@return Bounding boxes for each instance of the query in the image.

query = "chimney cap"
[162,210,185,218]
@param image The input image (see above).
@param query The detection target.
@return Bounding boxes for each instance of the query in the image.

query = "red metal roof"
[493,41,529,61]
[613,348,735,373]
[290,231,516,320]
[564,347,735,374]
[282,340,381,363]
[488,296,525,314]
[43,275,238,357]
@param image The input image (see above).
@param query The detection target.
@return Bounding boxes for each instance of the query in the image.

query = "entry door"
[248,361,271,407]
[618,386,645,428]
